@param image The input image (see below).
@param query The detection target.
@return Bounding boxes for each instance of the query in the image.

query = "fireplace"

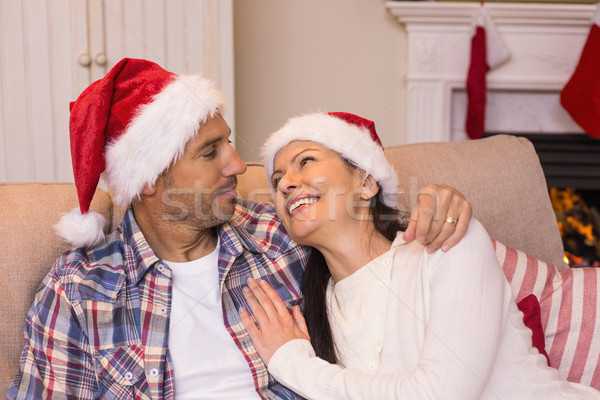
[386,1,600,266]
[484,132,600,267]
[386,1,597,143]
[487,132,600,191]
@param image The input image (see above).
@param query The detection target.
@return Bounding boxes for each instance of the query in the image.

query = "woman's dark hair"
[302,180,408,363]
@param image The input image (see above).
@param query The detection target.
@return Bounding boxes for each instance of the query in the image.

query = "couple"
[7,58,468,399]
[7,58,596,399]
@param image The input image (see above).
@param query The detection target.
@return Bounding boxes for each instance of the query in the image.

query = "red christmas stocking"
[466,26,488,140]
[465,7,511,140]
[560,7,600,139]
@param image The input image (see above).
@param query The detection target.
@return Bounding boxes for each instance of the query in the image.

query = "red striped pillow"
[517,294,550,365]
[493,240,600,389]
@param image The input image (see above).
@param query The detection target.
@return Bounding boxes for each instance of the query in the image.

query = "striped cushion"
[517,294,550,365]
[494,240,600,389]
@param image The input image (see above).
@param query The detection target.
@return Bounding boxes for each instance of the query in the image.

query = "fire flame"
[550,188,600,268]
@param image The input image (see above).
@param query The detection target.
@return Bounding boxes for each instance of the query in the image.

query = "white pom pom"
[54,208,107,248]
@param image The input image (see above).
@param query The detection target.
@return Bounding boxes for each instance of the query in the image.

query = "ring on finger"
[445,216,458,225]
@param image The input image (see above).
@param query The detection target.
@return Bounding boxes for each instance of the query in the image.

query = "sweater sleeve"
[267,219,509,400]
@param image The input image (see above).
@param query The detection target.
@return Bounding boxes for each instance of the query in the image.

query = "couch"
[0,134,575,396]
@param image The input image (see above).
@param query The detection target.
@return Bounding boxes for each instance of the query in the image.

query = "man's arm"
[7,273,96,399]
[404,184,473,253]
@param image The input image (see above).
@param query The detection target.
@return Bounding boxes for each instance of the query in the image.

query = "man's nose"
[223,145,247,177]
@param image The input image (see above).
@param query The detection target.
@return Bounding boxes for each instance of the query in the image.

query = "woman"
[239,112,600,399]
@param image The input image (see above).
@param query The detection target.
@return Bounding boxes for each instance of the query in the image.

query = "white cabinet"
[0,0,234,182]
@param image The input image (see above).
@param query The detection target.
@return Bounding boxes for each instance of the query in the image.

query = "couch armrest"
[0,183,113,396]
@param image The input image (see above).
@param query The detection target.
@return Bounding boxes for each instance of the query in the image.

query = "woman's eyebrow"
[272,148,319,177]
[292,148,319,161]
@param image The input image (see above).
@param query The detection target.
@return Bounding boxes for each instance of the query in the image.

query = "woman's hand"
[239,278,310,365]
[403,184,473,253]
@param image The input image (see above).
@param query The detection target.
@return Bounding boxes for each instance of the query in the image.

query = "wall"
[233,0,408,162]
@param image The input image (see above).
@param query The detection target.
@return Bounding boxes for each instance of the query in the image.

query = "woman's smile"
[287,194,321,216]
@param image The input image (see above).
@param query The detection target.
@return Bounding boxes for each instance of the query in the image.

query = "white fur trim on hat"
[54,208,107,248]
[105,75,225,206]
[261,113,399,208]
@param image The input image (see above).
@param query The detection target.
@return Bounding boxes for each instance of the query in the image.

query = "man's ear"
[361,175,380,200]
[141,184,157,196]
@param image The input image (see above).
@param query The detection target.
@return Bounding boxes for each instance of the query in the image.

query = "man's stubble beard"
[161,174,238,229]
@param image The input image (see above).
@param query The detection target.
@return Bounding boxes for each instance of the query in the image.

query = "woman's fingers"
[242,284,270,327]
[243,278,296,327]
[420,185,451,248]
[292,306,310,339]
[258,279,291,316]
[245,278,278,320]
[403,186,439,245]
[240,279,305,366]
[403,184,472,253]
[440,200,472,251]
[424,190,465,252]
[239,307,261,339]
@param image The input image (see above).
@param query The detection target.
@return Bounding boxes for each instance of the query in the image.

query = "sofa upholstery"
[0,134,567,396]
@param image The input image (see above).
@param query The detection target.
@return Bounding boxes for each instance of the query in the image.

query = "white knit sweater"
[268,220,600,399]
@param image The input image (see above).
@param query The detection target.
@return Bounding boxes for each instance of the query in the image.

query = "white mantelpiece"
[386,1,597,143]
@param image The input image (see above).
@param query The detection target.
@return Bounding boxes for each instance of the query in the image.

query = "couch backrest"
[237,134,565,268]
[0,134,565,396]
[385,135,565,268]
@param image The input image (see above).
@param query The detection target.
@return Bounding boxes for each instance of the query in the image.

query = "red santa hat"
[55,58,225,248]
[261,112,399,208]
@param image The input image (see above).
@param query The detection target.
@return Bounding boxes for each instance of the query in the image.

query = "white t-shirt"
[166,241,259,399]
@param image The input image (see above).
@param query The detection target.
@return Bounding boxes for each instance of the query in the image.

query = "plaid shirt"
[7,201,309,400]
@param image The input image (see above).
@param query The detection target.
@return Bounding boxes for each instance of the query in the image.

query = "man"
[8,59,471,399]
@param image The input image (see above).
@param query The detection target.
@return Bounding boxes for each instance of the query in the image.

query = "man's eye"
[272,176,282,189]
[202,148,217,158]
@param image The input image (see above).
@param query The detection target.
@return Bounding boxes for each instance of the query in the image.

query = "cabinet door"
[0,0,234,182]
[99,0,235,132]
[0,0,87,181]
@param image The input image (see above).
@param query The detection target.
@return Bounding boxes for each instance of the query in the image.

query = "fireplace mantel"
[385,1,596,143]
[386,2,595,26]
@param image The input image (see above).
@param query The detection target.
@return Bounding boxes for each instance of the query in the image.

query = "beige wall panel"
[103,0,126,66]
[0,1,5,181]
[164,0,186,73]
[48,0,81,182]
[185,0,208,77]
[123,0,145,60]
[143,0,167,63]
[1,0,32,181]
[233,0,408,162]
[1,0,86,182]
[23,0,54,181]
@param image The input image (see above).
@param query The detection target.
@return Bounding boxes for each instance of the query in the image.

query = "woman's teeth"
[289,197,318,213]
